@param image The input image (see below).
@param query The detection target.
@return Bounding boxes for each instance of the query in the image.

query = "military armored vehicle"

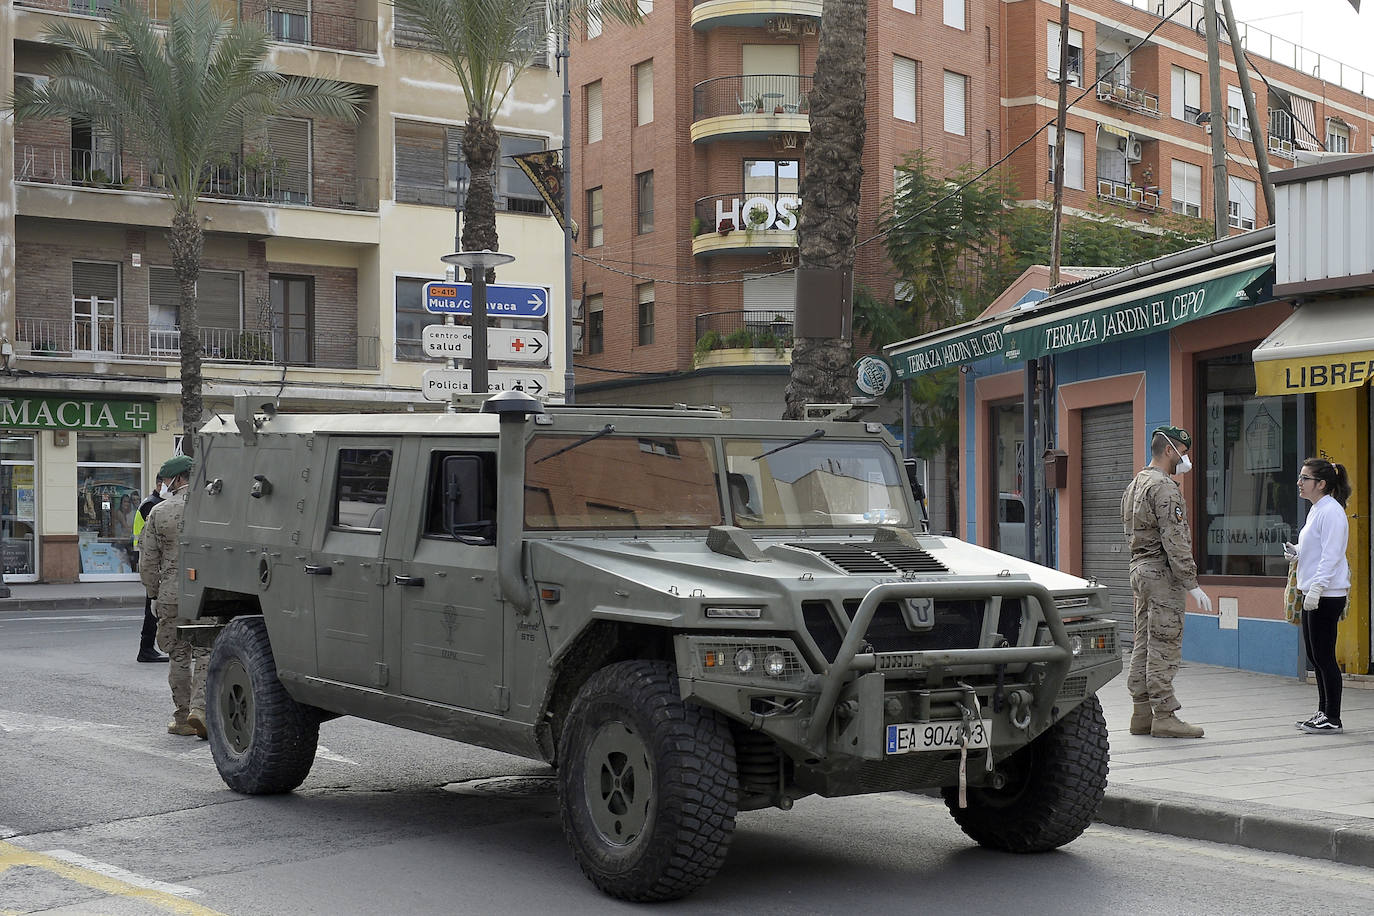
[179,392,1121,901]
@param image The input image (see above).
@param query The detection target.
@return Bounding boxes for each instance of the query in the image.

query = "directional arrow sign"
[422,326,550,364]
[422,368,553,401]
[423,281,549,319]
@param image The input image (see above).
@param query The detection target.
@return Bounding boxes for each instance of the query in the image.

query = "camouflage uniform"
[1120,466,1199,715]
[139,482,208,724]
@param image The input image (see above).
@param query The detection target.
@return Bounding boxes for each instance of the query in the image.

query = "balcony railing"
[695,310,794,352]
[16,144,379,212]
[693,75,814,121]
[1095,79,1160,118]
[1096,178,1160,211]
[15,317,380,369]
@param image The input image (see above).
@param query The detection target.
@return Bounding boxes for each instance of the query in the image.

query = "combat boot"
[186,708,207,740]
[1129,702,1152,735]
[167,719,198,736]
[1151,713,1204,739]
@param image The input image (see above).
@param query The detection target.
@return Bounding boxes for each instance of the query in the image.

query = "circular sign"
[855,356,893,397]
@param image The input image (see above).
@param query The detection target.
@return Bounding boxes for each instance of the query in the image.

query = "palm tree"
[12,0,363,453]
[389,0,640,269]
[782,0,868,419]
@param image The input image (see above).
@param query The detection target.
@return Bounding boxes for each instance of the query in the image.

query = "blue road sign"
[423,281,549,319]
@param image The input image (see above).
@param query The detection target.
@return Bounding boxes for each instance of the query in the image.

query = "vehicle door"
[388,440,505,713]
[311,437,399,688]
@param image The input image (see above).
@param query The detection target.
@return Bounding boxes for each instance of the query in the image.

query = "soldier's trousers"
[155,603,209,719]
[1125,564,1185,714]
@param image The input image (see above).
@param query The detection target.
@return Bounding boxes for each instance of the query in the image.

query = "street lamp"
[441,249,515,394]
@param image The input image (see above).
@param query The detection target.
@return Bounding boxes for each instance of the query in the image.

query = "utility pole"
[1203,0,1229,238]
[1048,0,1070,287]
[1220,0,1275,221]
[558,0,576,404]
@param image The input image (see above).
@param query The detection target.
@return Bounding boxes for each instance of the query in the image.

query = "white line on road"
[316,745,360,765]
[0,709,128,733]
[42,849,203,897]
[0,614,141,623]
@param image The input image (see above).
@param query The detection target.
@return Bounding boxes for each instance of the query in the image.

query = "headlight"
[735,648,756,674]
[764,652,787,677]
[1070,635,1083,656]
[705,606,763,619]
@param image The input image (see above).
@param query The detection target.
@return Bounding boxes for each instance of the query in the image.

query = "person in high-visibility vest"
[131,475,168,663]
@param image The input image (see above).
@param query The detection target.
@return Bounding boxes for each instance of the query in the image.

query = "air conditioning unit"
[1127,139,1143,161]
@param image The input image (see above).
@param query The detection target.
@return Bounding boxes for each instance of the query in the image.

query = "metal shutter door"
[1079,402,1137,641]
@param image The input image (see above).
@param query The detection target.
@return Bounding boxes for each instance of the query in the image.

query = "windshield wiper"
[753,428,825,461]
[535,423,615,463]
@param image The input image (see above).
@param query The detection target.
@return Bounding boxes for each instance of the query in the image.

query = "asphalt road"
[4,607,1373,915]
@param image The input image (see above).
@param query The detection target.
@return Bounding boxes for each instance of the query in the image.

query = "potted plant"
[694,330,723,361]
[774,102,785,114]
[754,94,764,113]
[746,204,770,229]
[150,163,167,189]
[717,218,734,235]
[691,215,703,236]
[724,327,755,349]
[797,92,809,114]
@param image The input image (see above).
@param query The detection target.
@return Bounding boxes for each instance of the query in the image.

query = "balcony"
[16,144,379,212]
[1095,80,1160,118]
[1096,178,1160,212]
[692,191,799,258]
[691,0,821,32]
[1268,134,1296,159]
[692,75,813,144]
[15,0,378,54]
[694,310,793,369]
[15,317,381,370]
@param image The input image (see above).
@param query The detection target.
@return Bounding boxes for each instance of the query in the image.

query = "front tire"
[942,695,1109,852]
[206,616,319,795]
[557,660,739,901]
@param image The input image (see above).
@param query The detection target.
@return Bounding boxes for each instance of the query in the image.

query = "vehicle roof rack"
[802,399,878,422]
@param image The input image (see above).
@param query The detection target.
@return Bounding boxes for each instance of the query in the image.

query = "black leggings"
[1301,595,1346,725]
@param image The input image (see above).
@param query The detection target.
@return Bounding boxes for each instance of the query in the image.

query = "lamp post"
[441,250,515,394]
[0,397,12,598]
[453,160,470,253]
[557,0,576,403]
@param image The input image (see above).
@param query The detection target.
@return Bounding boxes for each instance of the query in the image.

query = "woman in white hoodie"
[1289,457,1352,734]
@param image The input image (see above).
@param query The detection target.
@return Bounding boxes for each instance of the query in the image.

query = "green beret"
[158,455,193,478]
[1152,425,1192,450]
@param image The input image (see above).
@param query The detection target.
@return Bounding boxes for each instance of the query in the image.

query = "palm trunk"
[461,115,502,281]
[169,208,204,454]
[783,0,867,419]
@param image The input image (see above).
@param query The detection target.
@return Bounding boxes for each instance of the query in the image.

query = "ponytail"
[1303,457,1353,508]
[1332,462,1353,508]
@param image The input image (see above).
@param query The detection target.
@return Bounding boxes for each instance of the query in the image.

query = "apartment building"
[569,0,1374,411]
[1,0,567,582]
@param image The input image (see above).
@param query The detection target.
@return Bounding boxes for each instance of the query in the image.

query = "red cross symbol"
[511,338,525,353]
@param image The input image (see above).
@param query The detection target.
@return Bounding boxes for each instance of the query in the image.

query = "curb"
[1098,784,1374,868]
[0,597,145,613]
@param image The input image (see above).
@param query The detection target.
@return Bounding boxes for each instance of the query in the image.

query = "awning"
[1003,256,1273,361]
[1253,297,1374,395]
[884,313,1009,380]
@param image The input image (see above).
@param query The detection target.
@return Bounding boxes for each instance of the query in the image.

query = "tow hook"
[1008,689,1033,732]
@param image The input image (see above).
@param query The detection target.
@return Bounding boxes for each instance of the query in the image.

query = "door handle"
[304,564,332,576]
[393,575,425,587]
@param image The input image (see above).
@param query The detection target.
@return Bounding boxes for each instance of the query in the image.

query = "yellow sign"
[1254,348,1374,395]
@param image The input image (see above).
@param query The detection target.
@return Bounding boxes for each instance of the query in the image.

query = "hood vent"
[786,542,949,575]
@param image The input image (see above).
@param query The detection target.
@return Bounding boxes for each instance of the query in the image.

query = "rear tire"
[206,616,319,794]
[557,660,739,901]
[942,695,1109,852]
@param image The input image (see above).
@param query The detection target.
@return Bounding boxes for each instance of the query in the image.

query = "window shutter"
[943,0,963,30]
[943,71,966,135]
[198,270,243,331]
[894,56,916,123]
[73,262,118,299]
[395,120,448,204]
[266,117,311,201]
[743,271,796,314]
[149,268,180,327]
[586,82,603,143]
[636,60,654,126]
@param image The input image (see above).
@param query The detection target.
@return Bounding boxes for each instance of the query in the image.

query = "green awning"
[885,315,1010,380]
[1002,257,1273,361]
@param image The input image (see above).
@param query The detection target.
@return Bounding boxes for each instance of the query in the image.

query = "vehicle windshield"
[525,433,723,530]
[722,437,910,528]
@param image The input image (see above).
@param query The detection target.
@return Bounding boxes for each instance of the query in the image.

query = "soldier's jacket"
[1121,466,1198,590]
[139,485,187,610]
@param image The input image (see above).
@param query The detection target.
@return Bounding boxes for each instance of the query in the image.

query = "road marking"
[0,842,228,915]
[0,614,141,623]
[0,709,127,733]
[316,745,359,765]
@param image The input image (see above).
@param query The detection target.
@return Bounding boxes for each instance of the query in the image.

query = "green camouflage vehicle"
[180,391,1121,901]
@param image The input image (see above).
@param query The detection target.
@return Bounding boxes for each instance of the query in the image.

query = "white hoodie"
[1296,493,1350,597]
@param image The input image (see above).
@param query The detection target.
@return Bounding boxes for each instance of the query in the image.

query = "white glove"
[1303,587,1322,612]
[1188,587,1212,613]
[1283,542,1298,561]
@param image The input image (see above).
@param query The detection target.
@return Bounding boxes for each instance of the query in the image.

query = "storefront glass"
[991,402,1028,558]
[1199,352,1303,577]
[2,436,38,581]
[77,433,143,578]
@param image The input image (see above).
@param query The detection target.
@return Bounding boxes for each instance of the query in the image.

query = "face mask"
[1168,439,1192,475]
[159,484,172,498]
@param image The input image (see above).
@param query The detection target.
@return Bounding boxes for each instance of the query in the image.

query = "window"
[1226,86,1250,140]
[395,119,460,206]
[586,186,603,247]
[745,159,800,197]
[943,0,963,29]
[586,0,602,38]
[943,71,967,136]
[586,81,603,143]
[635,60,653,126]
[1171,67,1201,123]
[1047,126,1084,190]
[264,116,311,204]
[149,268,243,358]
[499,133,547,214]
[517,0,550,67]
[893,0,915,13]
[395,277,446,362]
[1228,176,1256,230]
[270,274,314,365]
[72,261,118,354]
[1170,159,1202,218]
[1199,351,1305,577]
[637,283,654,345]
[635,170,654,234]
[76,433,143,576]
[393,6,437,48]
[637,0,652,12]
[1047,24,1083,86]
[586,294,604,354]
[894,56,917,123]
[333,448,393,530]
[0,435,38,580]
[422,451,497,538]
[1327,118,1350,153]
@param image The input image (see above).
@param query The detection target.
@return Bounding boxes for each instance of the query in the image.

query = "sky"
[1227,0,1374,79]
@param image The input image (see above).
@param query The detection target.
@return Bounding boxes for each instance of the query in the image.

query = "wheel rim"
[582,720,653,848]
[219,657,255,754]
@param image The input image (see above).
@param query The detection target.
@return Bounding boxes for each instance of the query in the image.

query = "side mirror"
[903,458,926,502]
[442,455,494,545]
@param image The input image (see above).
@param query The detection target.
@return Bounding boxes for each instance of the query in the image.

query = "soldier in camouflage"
[1120,425,1213,739]
[139,455,208,738]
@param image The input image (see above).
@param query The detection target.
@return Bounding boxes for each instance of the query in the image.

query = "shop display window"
[77,433,144,577]
[1,436,38,581]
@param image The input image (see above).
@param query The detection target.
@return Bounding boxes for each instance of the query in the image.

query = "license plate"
[886,719,991,755]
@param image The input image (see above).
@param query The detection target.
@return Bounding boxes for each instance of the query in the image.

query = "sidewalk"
[3,584,1372,865]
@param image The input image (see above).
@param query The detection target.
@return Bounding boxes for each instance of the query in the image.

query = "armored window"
[423,450,497,538]
[333,448,393,530]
